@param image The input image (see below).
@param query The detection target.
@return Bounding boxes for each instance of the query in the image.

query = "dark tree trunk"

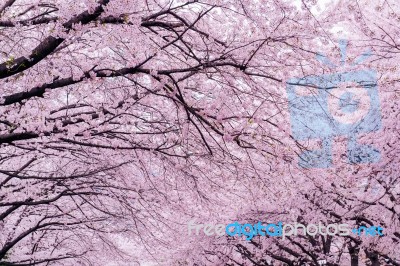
[348,245,360,266]
[365,250,380,266]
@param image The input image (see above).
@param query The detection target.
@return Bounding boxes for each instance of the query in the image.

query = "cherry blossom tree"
[176,1,400,265]
[0,0,398,265]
